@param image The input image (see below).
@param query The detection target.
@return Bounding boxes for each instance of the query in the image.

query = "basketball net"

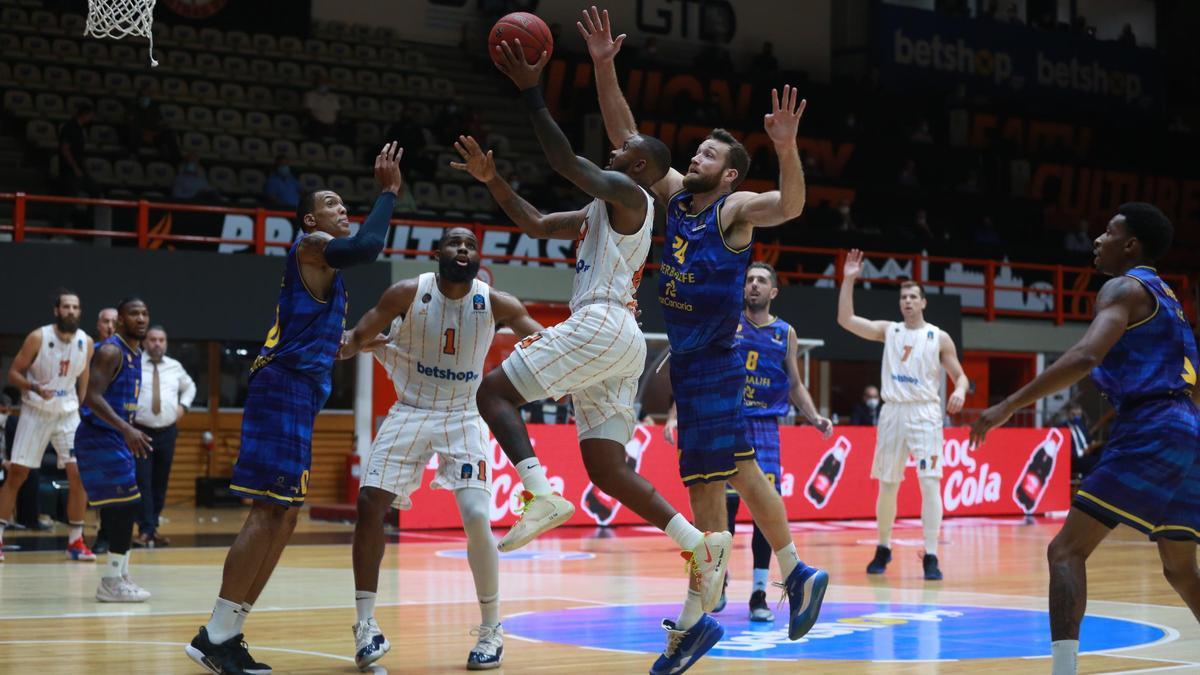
[85,0,159,67]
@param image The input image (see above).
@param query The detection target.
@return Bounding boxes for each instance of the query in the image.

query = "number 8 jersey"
[375,273,496,411]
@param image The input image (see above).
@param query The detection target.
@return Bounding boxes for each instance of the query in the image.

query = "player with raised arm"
[837,249,969,580]
[455,37,730,673]
[337,227,542,671]
[970,204,1199,675]
[579,6,829,653]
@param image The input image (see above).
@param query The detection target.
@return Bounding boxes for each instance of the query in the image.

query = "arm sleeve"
[323,191,395,269]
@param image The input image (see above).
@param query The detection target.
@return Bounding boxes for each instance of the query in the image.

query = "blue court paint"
[503,602,1166,661]
[435,549,595,561]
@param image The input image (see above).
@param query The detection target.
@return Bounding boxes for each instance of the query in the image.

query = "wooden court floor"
[0,506,1196,674]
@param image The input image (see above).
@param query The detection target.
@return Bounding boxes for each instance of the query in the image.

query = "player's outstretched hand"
[374,141,404,195]
[577,5,625,64]
[494,39,550,90]
[969,402,1012,449]
[764,85,806,147]
[124,425,153,458]
[450,135,497,183]
[843,249,864,280]
[813,415,834,439]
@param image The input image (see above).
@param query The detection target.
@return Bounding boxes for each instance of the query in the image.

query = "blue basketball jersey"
[80,335,141,432]
[1092,266,1199,410]
[251,236,348,387]
[659,191,751,353]
[735,314,792,418]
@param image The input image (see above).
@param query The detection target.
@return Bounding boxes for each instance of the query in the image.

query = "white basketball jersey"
[375,274,495,411]
[569,189,653,312]
[880,321,943,404]
[23,325,89,414]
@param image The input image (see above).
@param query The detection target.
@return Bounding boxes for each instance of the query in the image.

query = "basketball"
[488,12,553,66]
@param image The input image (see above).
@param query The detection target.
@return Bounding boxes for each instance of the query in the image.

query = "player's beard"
[55,315,79,333]
[682,171,721,193]
[744,297,769,313]
[440,255,480,284]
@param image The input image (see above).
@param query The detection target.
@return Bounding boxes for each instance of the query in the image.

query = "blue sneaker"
[649,614,724,675]
[779,564,829,640]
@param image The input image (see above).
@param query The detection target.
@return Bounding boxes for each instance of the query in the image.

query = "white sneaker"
[353,618,390,671]
[466,623,504,670]
[497,491,574,552]
[686,531,732,613]
[96,576,150,602]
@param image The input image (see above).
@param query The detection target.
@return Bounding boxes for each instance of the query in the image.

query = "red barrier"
[395,423,1070,530]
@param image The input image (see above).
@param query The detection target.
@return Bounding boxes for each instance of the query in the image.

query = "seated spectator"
[850,386,881,426]
[125,85,180,162]
[1062,218,1092,254]
[750,42,779,75]
[303,76,342,140]
[171,154,223,202]
[58,103,99,198]
[263,156,301,209]
[833,199,856,232]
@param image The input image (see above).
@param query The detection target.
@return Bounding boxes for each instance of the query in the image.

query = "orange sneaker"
[66,538,97,561]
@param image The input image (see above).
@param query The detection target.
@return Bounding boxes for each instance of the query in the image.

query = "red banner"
[395,424,1070,530]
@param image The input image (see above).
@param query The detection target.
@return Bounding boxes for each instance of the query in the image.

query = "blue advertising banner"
[873,4,1163,112]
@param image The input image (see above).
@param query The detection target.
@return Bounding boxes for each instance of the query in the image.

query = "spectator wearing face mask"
[851,385,882,425]
[263,156,301,209]
[171,154,223,203]
[303,76,342,140]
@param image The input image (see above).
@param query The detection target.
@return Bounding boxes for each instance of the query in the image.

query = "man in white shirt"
[132,326,195,547]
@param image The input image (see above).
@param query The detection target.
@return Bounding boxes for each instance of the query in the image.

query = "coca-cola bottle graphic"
[1013,428,1064,514]
[805,436,852,509]
[582,425,652,525]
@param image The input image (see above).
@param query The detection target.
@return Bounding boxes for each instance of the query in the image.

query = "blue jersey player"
[580,7,829,666]
[187,143,404,675]
[971,203,1200,675]
[75,297,152,603]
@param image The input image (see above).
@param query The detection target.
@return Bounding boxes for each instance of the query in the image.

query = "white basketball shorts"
[10,405,79,469]
[872,401,944,483]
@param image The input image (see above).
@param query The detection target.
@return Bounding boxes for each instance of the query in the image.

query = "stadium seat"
[330,67,353,85]
[13,63,42,86]
[60,13,85,35]
[222,56,249,78]
[465,185,493,213]
[487,133,511,154]
[410,181,443,209]
[354,122,381,146]
[354,44,378,62]
[515,160,542,183]
[84,157,114,185]
[270,139,298,160]
[163,77,190,100]
[302,63,328,84]
[91,124,121,151]
[277,61,302,85]
[34,92,66,120]
[0,34,20,58]
[81,42,111,67]
[181,131,211,156]
[245,111,273,136]
[110,44,136,65]
[440,183,466,208]
[199,28,224,50]
[353,96,381,119]
[24,118,57,150]
[431,78,455,98]
[74,69,103,95]
[212,134,240,160]
[274,88,300,110]
[225,31,251,53]
[132,74,160,95]
[403,50,428,69]
[196,52,222,75]
[252,33,278,55]
[406,75,431,97]
[435,152,459,180]
[166,50,197,74]
[273,113,300,137]
[354,176,377,201]
[22,35,50,57]
[51,38,83,64]
[218,83,245,105]
[186,106,216,132]
[113,158,147,187]
[278,36,302,55]
[328,174,354,196]
[172,25,198,45]
[30,9,57,33]
[379,47,402,66]
[1,8,29,29]
[304,38,328,59]
[493,157,514,178]
[356,70,380,91]
[299,141,328,165]
[298,172,324,193]
[159,104,185,129]
[96,97,124,124]
[0,62,13,88]
[215,108,243,133]
[191,80,218,102]
[241,137,271,164]
[246,86,272,107]
[44,65,73,91]
[208,165,238,194]
[238,167,266,194]
[380,99,404,121]
[145,161,175,189]
[380,71,406,92]
[102,72,134,97]
[328,144,355,169]
[250,59,276,81]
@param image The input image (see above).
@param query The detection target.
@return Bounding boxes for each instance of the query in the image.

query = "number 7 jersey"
[374,273,496,411]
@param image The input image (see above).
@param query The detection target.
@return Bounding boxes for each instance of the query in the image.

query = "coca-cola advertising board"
[395,425,1070,530]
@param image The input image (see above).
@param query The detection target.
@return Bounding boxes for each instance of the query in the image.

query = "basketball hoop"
[85,0,159,67]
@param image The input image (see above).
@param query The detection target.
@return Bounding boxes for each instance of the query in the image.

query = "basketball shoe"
[777,563,828,640]
[866,545,891,574]
[466,623,503,670]
[353,617,390,670]
[66,538,96,561]
[748,590,774,622]
[922,552,943,580]
[497,491,574,552]
[683,531,732,613]
[649,615,724,675]
[186,626,271,675]
[96,576,150,602]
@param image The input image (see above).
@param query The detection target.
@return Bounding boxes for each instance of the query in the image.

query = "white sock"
[206,597,242,644]
[355,591,377,624]
[103,552,125,579]
[774,542,800,579]
[1051,639,1079,675]
[876,481,900,548]
[457,488,500,627]
[664,513,704,552]
[236,602,252,633]
[752,568,769,593]
[675,589,704,630]
[515,457,552,497]
[919,476,943,556]
[69,521,84,544]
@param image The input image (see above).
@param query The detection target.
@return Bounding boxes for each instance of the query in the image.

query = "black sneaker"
[229,636,272,675]
[866,545,891,574]
[748,589,774,622]
[185,626,248,675]
[923,553,943,581]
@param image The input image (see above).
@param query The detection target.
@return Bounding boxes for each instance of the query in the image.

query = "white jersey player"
[336,228,542,671]
[0,290,96,563]
[837,249,969,581]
